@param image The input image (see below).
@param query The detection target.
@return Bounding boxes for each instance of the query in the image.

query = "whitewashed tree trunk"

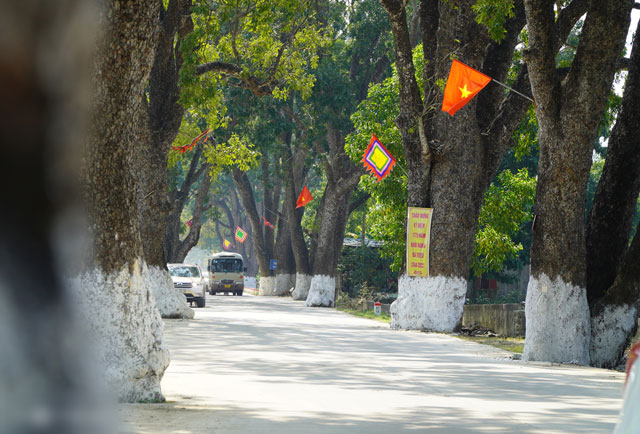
[390,274,466,331]
[292,273,312,300]
[590,304,638,368]
[147,266,194,319]
[73,260,170,402]
[306,275,336,307]
[258,276,277,296]
[274,273,295,296]
[523,274,591,365]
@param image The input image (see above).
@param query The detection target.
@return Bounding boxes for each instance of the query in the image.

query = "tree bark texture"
[167,166,212,263]
[229,187,259,275]
[381,0,533,331]
[523,0,632,364]
[232,167,272,278]
[164,142,210,262]
[306,127,363,307]
[586,33,640,304]
[590,230,640,367]
[285,146,311,277]
[137,0,193,268]
[587,31,640,367]
[83,0,170,401]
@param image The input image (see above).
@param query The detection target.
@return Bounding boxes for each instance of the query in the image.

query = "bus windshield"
[212,259,243,273]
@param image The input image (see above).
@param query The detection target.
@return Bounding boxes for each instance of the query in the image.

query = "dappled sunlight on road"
[120,296,625,433]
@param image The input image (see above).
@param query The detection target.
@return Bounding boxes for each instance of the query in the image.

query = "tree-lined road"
[120,295,626,433]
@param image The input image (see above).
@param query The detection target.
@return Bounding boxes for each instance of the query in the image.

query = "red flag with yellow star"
[441,60,491,116]
[296,185,313,208]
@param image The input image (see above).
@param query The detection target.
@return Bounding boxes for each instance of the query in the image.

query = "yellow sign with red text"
[407,207,433,277]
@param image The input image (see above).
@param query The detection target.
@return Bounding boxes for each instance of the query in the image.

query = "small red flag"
[296,185,313,208]
[186,219,192,228]
[441,60,491,116]
[172,128,210,153]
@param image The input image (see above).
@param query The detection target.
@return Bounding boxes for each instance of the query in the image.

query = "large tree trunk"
[167,167,212,263]
[165,142,209,261]
[381,0,531,332]
[588,34,640,367]
[229,187,259,275]
[78,0,170,401]
[285,144,313,300]
[273,208,297,296]
[137,0,194,319]
[232,166,275,293]
[272,152,298,296]
[306,127,363,307]
[522,0,631,364]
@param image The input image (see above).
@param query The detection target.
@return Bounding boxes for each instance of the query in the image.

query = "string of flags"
[260,216,274,229]
[172,128,211,154]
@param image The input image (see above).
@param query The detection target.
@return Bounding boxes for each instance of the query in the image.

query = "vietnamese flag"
[441,60,491,116]
[296,185,313,208]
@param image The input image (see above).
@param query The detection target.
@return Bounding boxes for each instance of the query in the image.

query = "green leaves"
[180,0,331,111]
[345,47,429,271]
[472,168,536,276]
[472,0,515,42]
[204,133,259,179]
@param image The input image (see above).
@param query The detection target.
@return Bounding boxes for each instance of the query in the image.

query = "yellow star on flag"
[458,84,472,99]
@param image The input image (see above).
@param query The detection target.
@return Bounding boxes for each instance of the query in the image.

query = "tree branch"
[554,0,590,53]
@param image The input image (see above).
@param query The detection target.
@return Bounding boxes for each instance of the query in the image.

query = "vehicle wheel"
[239,290,243,296]
[196,297,205,308]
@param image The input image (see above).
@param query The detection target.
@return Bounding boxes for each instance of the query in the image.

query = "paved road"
[120,294,625,433]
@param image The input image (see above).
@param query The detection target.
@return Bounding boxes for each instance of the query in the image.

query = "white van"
[208,252,246,296]
[168,263,207,307]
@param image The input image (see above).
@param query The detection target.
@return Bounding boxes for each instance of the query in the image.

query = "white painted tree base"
[258,276,277,296]
[71,259,170,402]
[523,274,590,365]
[291,273,312,300]
[274,273,295,296]
[244,276,257,289]
[147,266,194,319]
[390,274,466,331]
[305,275,335,307]
[590,304,637,368]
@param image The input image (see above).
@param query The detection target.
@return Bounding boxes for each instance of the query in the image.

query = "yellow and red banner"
[441,60,491,116]
[406,207,433,277]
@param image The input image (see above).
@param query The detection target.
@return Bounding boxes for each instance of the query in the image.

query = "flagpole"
[491,79,534,104]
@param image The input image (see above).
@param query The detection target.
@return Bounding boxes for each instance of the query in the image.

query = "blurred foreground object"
[0,1,113,433]
[615,341,640,433]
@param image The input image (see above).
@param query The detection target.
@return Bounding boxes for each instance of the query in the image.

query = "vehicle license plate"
[225,284,231,288]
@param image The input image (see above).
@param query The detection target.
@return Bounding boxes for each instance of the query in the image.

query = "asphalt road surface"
[119,294,626,433]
